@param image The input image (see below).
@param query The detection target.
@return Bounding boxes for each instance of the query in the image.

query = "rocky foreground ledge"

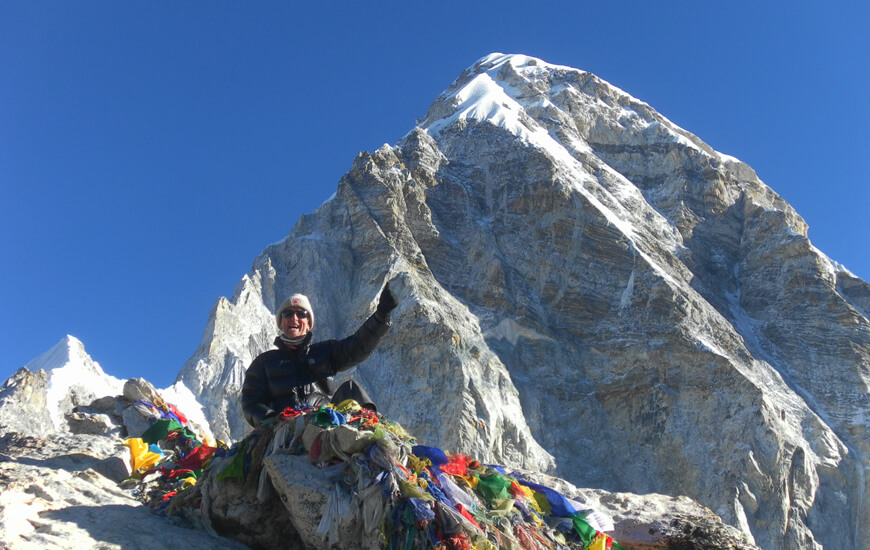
[0,377,756,550]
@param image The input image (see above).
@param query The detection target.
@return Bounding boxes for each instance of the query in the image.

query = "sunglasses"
[281,309,310,319]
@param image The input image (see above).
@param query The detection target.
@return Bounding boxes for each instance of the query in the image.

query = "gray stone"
[262,454,343,549]
[66,410,120,436]
[0,368,54,437]
[122,378,162,405]
[120,402,159,439]
[0,432,246,549]
[91,454,131,483]
[178,452,306,549]
[88,395,125,413]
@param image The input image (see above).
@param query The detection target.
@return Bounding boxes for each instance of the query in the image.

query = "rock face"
[177,53,870,549]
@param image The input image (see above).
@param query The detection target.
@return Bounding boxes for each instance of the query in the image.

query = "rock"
[122,378,162,405]
[262,454,342,548]
[88,395,120,411]
[0,431,246,550]
[66,410,118,436]
[569,489,757,550]
[120,401,162,439]
[0,368,54,437]
[177,448,305,549]
[91,453,131,483]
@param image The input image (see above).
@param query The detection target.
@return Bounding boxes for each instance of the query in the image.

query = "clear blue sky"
[2,2,868,388]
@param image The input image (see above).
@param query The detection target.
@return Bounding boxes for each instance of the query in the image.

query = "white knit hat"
[276,294,315,329]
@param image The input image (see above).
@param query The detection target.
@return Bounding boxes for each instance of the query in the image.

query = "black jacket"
[241,313,389,428]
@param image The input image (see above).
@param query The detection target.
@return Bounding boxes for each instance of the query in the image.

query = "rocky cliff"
[177,53,870,550]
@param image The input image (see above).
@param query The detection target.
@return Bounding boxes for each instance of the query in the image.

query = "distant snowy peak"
[1,334,215,441]
[27,335,91,371]
[25,335,119,383]
[25,335,124,430]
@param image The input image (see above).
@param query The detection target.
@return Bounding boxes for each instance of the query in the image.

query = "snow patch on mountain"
[25,335,125,431]
[158,380,214,438]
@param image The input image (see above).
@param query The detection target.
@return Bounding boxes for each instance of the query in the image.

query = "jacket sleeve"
[241,355,276,428]
[328,312,391,374]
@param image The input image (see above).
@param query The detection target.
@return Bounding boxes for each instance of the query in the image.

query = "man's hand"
[376,282,399,321]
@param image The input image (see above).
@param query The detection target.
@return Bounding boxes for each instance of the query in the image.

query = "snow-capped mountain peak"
[422,54,569,142]
[31,335,124,430]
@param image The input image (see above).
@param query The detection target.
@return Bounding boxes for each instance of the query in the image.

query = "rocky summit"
[3,53,869,549]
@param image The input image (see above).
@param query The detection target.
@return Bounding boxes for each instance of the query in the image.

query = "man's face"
[280,308,311,339]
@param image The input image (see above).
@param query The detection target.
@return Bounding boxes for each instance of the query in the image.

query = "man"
[241,283,398,428]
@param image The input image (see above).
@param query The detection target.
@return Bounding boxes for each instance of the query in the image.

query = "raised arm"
[328,283,398,373]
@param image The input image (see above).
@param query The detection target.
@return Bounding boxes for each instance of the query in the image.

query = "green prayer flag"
[141,418,183,444]
[179,427,199,442]
[217,440,248,481]
[476,468,513,504]
[571,513,597,546]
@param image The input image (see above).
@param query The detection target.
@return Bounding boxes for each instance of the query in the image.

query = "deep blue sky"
[2,2,868,388]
